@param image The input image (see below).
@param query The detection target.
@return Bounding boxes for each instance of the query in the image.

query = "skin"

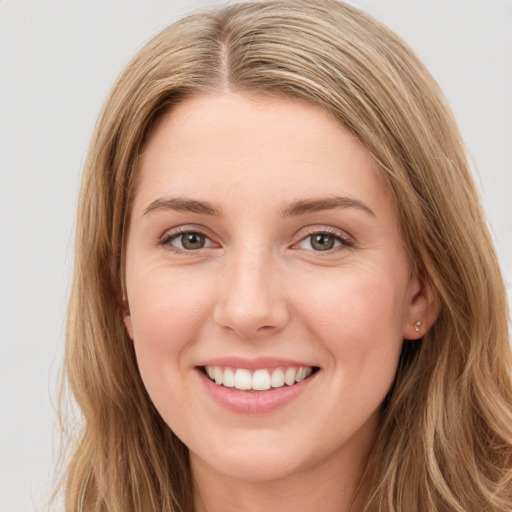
[124,92,437,512]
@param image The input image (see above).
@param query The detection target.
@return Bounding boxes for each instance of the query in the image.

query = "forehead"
[134,92,391,217]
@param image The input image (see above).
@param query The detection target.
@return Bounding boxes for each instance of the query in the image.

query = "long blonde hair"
[59,1,512,510]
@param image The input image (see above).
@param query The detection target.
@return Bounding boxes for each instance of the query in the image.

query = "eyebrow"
[142,195,375,218]
[143,197,221,216]
[280,196,375,218]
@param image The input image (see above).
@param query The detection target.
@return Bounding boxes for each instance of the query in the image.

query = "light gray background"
[1,1,510,511]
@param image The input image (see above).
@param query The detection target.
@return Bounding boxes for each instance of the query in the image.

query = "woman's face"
[124,92,429,484]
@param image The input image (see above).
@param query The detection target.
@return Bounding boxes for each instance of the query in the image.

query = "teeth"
[234,369,252,390]
[203,365,314,391]
[214,367,223,385]
[223,367,235,387]
[252,369,271,390]
[270,368,285,388]
[284,367,296,386]
[295,367,313,382]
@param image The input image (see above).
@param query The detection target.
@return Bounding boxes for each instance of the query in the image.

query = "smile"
[203,365,317,391]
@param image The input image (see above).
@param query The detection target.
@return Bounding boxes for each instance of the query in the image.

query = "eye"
[161,230,215,251]
[296,231,351,252]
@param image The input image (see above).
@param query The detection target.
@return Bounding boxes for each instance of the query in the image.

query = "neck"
[191,446,370,512]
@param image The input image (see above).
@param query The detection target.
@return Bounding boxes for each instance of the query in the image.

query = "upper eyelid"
[294,225,353,242]
[160,225,216,242]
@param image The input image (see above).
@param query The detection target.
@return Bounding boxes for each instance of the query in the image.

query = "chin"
[195,451,307,483]
[189,432,313,483]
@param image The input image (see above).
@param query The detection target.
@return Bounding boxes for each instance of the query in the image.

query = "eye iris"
[311,233,335,251]
[181,232,205,250]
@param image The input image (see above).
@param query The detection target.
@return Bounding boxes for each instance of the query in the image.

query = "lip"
[195,358,319,414]
[195,356,316,370]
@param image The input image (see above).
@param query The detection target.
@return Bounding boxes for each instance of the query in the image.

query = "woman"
[58,1,512,510]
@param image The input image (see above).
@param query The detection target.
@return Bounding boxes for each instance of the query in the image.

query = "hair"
[57,1,512,511]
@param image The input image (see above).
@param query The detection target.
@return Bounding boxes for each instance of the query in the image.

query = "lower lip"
[197,369,318,414]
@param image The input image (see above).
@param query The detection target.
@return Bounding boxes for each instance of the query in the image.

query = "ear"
[123,310,135,340]
[402,272,440,340]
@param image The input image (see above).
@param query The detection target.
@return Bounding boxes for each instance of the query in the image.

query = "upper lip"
[195,356,319,370]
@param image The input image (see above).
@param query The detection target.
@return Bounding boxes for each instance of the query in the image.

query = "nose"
[213,246,289,338]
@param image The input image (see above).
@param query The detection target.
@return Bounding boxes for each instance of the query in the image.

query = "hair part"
[58,1,512,511]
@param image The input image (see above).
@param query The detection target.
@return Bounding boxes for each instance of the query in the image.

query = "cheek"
[297,266,408,367]
[126,269,219,430]
[127,267,215,376]
[280,267,410,453]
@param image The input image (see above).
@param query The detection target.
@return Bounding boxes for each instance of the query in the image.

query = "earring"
[414,320,422,333]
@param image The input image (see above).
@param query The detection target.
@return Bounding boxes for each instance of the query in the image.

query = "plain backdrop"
[1,1,511,511]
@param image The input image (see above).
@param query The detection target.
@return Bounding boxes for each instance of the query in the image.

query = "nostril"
[257,325,278,333]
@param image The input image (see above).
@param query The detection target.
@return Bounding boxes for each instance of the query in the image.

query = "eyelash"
[158,227,353,254]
